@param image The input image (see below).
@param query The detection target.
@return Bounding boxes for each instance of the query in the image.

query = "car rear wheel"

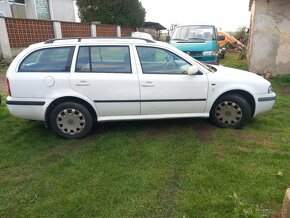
[210,94,251,129]
[50,102,93,139]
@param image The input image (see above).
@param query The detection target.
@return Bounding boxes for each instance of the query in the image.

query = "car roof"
[42,37,156,45]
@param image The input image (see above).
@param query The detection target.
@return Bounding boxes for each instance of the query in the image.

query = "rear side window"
[18,47,75,72]
[76,46,131,73]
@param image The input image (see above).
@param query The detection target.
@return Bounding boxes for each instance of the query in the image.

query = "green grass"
[1,54,290,217]
[220,52,249,71]
[0,66,8,74]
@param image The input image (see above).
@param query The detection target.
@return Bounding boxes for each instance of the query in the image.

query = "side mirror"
[187,65,200,75]
[218,35,225,41]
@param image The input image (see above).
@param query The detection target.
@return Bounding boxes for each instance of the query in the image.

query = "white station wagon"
[6,37,276,138]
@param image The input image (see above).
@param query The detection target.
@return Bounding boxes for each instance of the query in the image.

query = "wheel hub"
[215,101,242,125]
[56,108,85,135]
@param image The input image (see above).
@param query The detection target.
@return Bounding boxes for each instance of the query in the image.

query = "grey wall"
[0,0,75,22]
[25,0,37,19]
[0,1,13,17]
[50,0,75,22]
[248,0,290,75]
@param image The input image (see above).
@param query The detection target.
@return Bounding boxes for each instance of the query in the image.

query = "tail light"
[6,78,12,97]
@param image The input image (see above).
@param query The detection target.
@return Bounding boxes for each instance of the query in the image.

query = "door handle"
[76,81,89,86]
[141,81,155,87]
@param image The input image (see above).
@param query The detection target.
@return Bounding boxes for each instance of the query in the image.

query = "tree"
[76,0,146,27]
[234,26,248,45]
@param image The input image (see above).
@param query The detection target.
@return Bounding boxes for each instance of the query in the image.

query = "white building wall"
[0,0,75,22]
[25,0,37,19]
[0,1,13,17]
[50,0,75,22]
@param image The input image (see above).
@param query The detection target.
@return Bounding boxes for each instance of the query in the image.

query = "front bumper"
[254,92,276,116]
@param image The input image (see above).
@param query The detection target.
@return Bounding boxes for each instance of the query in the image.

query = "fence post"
[91,23,97,37]
[53,21,62,38]
[117,25,121,37]
[0,18,12,59]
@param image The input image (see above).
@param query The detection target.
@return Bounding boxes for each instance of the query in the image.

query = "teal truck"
[169,25,220,65]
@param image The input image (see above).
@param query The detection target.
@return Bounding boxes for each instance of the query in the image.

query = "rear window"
[75,46,131,73]
[18,47,75,72]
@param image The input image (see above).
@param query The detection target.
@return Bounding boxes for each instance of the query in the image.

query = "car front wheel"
[210,94,251,129]
[50,102,93,139]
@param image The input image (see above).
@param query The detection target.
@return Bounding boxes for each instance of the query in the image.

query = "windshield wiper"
[187,37,205,41]
[172,38,188,41]
[205,64,217,72]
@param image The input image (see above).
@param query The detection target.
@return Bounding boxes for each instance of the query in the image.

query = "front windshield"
[172,25,216,41]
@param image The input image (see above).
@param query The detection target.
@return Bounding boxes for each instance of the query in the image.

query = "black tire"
[210,94,251,129]
[49,102,93,139]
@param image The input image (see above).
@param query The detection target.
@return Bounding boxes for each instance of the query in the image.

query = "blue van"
[170,25,219,65]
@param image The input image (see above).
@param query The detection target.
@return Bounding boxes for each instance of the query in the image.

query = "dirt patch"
[233,132,281,152]
[234,132,274,147]
[190,119,215,142]
[214,151,225,160]
[238,145,254,151]
[50,137,91,157]
[271,211,282,218]
[0,74,6,93]
[144,119,215,141]
[146,127,169,137]
[279,87,290,95]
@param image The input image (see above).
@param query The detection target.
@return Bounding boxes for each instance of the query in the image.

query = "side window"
[136,46,191,74]
[19,47,74,72]
[76,46,131,73]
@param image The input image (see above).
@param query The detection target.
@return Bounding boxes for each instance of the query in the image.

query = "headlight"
[268,85,273,93]
[203,50,217,56]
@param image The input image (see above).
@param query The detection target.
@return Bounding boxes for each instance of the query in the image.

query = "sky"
[139,0,251,32]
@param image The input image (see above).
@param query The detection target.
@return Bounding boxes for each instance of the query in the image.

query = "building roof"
[249,0,253,10]
[144,22,166,30]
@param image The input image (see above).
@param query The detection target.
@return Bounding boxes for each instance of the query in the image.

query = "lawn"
[0,66,8,74]
[1,53,290,217]
[220,52,249,71]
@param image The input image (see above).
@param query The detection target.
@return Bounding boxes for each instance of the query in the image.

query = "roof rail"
[44,37,155,44]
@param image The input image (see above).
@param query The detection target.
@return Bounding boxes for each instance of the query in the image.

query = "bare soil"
[0,74,6,93]
[279,87,290,95]
[190,118,215,142]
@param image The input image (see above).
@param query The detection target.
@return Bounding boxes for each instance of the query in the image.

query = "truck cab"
[170,25,219,65]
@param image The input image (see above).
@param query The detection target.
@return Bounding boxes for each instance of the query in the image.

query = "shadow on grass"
[92,118,216,142]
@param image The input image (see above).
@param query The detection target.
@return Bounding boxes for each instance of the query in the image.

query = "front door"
[135,46,208,116]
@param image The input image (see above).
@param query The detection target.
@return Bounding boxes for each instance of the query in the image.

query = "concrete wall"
[0,0,36,19]
[0,0,75,22]
[50,0,75,22]
[25,0,37,19]
[248,0,290,75]
[0,1,12,17]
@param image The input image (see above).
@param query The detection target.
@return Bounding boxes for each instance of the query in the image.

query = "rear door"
[70,44,140,117]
